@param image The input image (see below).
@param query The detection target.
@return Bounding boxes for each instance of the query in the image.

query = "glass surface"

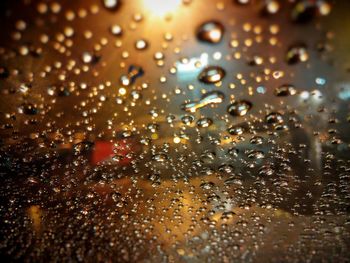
[0,0,349,262]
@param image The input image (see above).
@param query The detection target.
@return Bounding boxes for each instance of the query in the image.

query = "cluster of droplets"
[1,0,349,262]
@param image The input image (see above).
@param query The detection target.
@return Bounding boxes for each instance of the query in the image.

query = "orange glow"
[143,0,181,16]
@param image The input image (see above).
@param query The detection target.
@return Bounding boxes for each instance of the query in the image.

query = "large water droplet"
[0,66,9,79]
[19,103,39,115]
[181,115,194,125]
[198,66,226,84]
[265,112,284,124]
[197,21,225,44]
[291,0,331,24]
[110,24,123,36]
[286,44,309,64]
[274,84,297,96]
[234,0,250,5]
[227,100,252,116]
[120,65,144,86]
[227,125,245,135]
[102,0,120,11]
[197,117,213,128]
[181,91,225,112]
[135,39,149,50]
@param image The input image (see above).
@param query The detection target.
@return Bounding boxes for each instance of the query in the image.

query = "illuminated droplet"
[197,21,225,44]
[181,91,225,112]
[198,66,226,84]
[227,100,252,116]
[102,0,120,11]
[286,44,309,64]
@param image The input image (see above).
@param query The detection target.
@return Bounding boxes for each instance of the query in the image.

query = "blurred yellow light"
[173,136,181,144]
[119,87,127,95]
[143,0,181,16]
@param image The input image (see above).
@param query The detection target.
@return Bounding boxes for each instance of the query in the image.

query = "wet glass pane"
[0,0,349,262]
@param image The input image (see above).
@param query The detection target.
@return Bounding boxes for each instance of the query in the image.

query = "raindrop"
[224,176,242,186]
[286,44,309,64]
[197,117,213,128]
[181,91,225,112]
[234,0,250,5]
[19,103,38,115]
[227,125,245,135]
[110,24,123,36]
[291,0,331,24]
[265,112,284,124]
[261,0,280,15]
[227,100,252,117]
[274,84,297,96]
[200,182,215,190]
[247,150,265,159]
[152,153,168,162]
[0,66,9,79]
[218,164,234,173]
[120,65,144,86]
[196,21,225,44]
[135,39,149,50]
[102,0,121,11]
[181,115,195,125]
[81,52,100,64]
[198,66,226,84]
[227,147,239,157]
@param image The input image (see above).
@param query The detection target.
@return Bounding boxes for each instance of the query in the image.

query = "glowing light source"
[143,0,181,16]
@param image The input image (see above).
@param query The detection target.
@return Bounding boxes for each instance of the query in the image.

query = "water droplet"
[135,39,149,50]
[152,153,168,162]
[286,44,309,64]
[247,150,265,159]
[261,0,280,15]
[200,182,215,190]
[181,115,194,125]
[274,84,297,96]
[197,21,225,44]
[234,0,250,5]
[102,0,120,11]
[82,52,100,64]
[250,136,263,145]
[19,103,38,115]
[218,164,234,173]
[224,176,242,185]
[291,0,331,23]
[198,66,226,84]
[110,24,123,36]
[265,112,284,124]
[227,100,252,116]
[197,117,213,128]
[181,91,225,112]
[120,65,144,86]
[227,125,244,135]
[0,66,9,79]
